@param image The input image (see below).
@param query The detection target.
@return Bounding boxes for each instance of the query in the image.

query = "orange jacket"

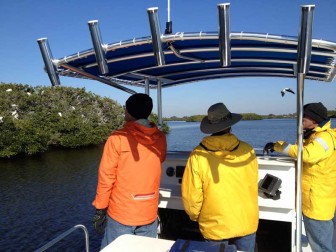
[93,121,167,226]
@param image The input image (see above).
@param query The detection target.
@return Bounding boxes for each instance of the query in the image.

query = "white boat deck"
[100,234,174,252]
[101,234,246,252]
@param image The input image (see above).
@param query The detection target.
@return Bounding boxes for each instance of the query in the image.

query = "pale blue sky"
[0,0,335,117]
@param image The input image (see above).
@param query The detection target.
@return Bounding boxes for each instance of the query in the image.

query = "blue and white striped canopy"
[54,31,336,90]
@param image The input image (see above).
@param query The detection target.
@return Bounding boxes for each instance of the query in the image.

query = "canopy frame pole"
[295,5,314,252]
[37,38,61,86]
[147,7,165,66]
[60,63,136,94]
[218,3,231,67]
[145,78,150,95]
[88,20,109,75]
[157,80,163,126]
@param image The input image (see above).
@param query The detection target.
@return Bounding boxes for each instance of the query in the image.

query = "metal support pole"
[218,3,231,67]
[147,7,165,66]
[297,6,314,75]
[157,80,162,126]
[60,63,136,94]
[37,38,60,86]
[88,20,109,74]
[295,73,304,252]
[145,78,150,95]
[295,5,314,252]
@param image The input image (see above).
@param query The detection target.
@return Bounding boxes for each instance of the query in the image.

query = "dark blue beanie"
[125,93,153,119]
[303,102,328,123]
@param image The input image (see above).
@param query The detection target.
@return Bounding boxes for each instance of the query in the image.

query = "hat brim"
[200,113,242,134]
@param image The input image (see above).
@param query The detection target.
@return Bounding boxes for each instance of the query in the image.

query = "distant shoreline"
[164,113,335,122]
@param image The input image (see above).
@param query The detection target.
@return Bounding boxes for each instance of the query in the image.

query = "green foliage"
[0,83,124,158]
[185,115,204,122]
[149,113,170,134]
[242,113,263,120]
[165,113,264,122]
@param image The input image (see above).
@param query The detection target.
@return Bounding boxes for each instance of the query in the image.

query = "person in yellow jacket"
[182,102,259,252]
[92,93,167,250]
[264,102,336,252]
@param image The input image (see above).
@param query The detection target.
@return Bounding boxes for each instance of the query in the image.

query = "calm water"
[0,119,334,251]
[167,119,299,152]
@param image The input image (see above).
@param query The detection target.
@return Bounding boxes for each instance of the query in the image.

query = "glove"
[263,142,275,155]
[92,208,107,234]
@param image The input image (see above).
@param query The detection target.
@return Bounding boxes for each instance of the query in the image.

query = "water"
[0,146,103,252]
[167,119,298,152]
[0,119,334,251]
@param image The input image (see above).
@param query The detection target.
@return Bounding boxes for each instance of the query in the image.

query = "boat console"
[159,151,311,251]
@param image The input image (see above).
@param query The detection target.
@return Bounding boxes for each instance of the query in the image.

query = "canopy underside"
[55,32,336,89]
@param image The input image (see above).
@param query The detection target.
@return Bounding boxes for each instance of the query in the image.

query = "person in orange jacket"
[92,93,167,250]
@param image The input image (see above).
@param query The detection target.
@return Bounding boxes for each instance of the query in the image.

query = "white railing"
[35,224,89,252]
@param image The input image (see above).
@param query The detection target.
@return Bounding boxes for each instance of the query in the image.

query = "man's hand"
[92,208,107,234]
[263,142,275,155]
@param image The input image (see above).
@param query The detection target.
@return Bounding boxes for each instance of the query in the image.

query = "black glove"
[263,142,275,155]
[92,208,107,234]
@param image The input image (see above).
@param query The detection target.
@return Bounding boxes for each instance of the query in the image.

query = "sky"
[0,0,335,117]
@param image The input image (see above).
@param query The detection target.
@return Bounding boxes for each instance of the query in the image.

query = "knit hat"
[303,102,328,123]
[125,93,153,119]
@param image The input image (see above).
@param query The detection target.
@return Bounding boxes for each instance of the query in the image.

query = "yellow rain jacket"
[274,120,336,220]
[181,133,259,240]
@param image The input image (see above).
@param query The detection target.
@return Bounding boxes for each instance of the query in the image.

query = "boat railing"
[34,224,89,252]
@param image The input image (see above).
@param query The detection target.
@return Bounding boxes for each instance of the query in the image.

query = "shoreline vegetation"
[1,83,335,158]
[164,111,336,122]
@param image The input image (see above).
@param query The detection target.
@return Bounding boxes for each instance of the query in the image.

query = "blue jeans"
[303,214,334,252]
[206,232,256,252]
[332,213,336,251]
[101,215,158,250]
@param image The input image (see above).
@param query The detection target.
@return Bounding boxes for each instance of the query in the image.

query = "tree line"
[164,111,336,122]
[0,83,167,158]
[1,82,334,158]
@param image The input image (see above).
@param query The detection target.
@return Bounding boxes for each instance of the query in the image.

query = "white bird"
[0,116,3,123]
[6,88,12,92]
[11,111,18,119]
[281,88,295,97]
[58,112,62,117]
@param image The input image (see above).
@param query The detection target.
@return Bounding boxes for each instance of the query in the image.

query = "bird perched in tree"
[281,88,295,97]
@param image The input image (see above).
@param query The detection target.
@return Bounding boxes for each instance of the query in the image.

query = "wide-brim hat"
[200,103,242,134]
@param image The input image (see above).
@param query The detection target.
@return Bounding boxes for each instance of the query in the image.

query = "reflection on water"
[0,145,104,251]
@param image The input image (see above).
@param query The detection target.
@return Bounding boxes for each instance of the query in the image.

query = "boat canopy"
[40,32,336,89]
[37,7,336,92]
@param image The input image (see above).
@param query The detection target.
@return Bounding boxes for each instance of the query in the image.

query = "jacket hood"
[124,121,163,145]
[315,120,336,136]
[200,133,240,159]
